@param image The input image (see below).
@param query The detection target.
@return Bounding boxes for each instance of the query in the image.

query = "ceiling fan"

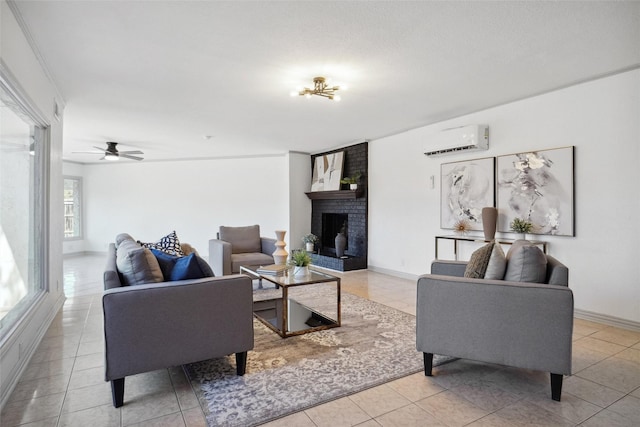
[73,141,144,161]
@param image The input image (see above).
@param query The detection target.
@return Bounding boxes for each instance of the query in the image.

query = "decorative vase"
[293,265,309,277]
[272,230,288,265]
[481,207,498,241]
[335,232,346,258]
[350,184,358,190]
[305,242,314,252]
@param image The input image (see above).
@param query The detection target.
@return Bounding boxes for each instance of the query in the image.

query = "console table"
[435,235,547,261]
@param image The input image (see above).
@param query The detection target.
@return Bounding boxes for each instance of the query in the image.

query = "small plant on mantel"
[340,171,363,190]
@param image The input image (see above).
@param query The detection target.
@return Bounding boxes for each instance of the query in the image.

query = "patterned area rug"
[185,290,451,427]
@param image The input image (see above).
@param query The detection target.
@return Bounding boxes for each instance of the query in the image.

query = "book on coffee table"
[256,264,288,276]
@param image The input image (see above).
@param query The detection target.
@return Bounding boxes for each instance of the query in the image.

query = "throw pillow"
[464,242,494,279]
[504,241,547,283]
[484,243,507,280]
[151,249,214,281]
[115,233,135,248]
[116,239,164,286]
[140,230,185,257]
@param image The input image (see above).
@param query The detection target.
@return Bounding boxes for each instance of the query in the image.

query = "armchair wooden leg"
[550,373,563,401]
[111,378,125,408]
[236,351,248,376]
[423,353,434,376]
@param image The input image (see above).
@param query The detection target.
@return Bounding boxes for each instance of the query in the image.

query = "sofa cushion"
[484,243,507,280]
[116,238,164,286]
[140,230,185,257]
[464,242,494,279]
[151,249,214,281]
[220,225,262,254]
[231,252,275,274]
[504,240,547,283]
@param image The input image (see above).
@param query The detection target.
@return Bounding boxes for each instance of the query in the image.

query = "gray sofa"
[209,225,276,276]
[416,248,573,401]
[103,240,254,408]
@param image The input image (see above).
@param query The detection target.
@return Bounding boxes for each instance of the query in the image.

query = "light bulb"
[105,153,119,161]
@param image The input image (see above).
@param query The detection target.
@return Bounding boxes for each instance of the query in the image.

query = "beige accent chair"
[209,225,276,276]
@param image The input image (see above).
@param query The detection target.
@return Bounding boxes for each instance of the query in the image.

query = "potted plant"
[289,249,312,277]
[302,233,319,252]
[510,217,533,239]
[340,171,363,190]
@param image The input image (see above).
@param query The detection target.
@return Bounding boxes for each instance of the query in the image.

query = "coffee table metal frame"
[242,266,341,338]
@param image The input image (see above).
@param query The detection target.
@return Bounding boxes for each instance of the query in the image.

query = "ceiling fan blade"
[92,146,108,152]
[120,150,144,155]
[119,153,144,161]
[72,151,105,154]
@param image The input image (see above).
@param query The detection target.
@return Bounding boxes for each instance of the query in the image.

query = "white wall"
[1,0,65,407]
[287,152,313,251]
[82,155,293,256]
[369,69,640,324]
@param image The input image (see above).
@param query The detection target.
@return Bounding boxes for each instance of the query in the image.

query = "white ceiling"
[11,1,640,163]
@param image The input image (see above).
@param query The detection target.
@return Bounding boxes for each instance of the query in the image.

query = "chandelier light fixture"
[292,76,343,101]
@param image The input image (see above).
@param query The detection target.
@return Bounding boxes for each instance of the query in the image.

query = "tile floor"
[1,254,639,426]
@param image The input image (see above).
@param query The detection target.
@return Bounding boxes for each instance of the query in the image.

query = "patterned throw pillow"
[140,230,185,257]
[464,242,495,279]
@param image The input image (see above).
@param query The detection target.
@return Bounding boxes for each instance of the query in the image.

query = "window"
[0,76,48,339]
[64,177,82,239]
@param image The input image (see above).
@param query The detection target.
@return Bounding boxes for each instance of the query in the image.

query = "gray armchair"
[209,225,276,276]
[103,242,254,407]
[416,254,573,401]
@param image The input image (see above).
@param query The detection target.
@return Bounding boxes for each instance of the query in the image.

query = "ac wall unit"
[424,125,489,157]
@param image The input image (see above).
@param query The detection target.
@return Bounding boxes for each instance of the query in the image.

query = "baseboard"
[367,265,420,281]
[574,308,640,332]
[63,250,106,258]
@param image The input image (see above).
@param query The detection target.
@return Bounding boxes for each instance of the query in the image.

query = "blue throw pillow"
[151,249,214,281]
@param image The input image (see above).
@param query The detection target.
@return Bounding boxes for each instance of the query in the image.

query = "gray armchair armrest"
[209,239,232,276]
[430,260,468,277]
[260,237,277,256]
[416,274,573,375]
[103,274,253,382]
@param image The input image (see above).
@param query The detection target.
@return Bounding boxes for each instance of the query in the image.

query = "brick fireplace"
[308,142,368,271]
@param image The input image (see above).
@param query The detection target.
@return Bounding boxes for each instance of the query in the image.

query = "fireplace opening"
[322,213,348,251]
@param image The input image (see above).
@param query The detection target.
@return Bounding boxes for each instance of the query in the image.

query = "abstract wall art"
[311,151,344,191]
[441,157,495,231]
[497,146,574,236]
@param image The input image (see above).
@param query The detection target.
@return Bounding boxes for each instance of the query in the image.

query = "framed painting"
[497,146,574,236]
[440,157,495,231]
[311,151,344,191]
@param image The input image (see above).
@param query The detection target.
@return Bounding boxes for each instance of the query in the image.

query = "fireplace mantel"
[305,189,364,200]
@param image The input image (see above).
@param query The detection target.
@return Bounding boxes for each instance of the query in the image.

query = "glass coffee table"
[241,265,341,338]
